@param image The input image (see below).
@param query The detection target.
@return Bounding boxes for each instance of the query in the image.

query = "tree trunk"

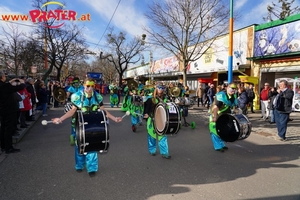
[182,59,187,86]
[42,65,53,81]
[118,73,123,86]
[56,68,61,81]
[183,68,187,86]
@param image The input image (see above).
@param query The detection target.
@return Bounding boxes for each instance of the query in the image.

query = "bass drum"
[216,114,251,142]
[154,102,181,135]
[75,110,109,155]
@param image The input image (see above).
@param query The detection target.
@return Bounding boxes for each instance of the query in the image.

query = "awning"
[186,72,212,78]
[217,69,248,76]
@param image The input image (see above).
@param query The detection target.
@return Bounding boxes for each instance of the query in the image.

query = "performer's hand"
[115,117,122,123]
[52,118,62,124]
[144,114,149,119]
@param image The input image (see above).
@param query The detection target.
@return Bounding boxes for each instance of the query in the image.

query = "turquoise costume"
[67,85,84,144]
[109,84,119,107]
[209,91,238,150]
[70,90,103,173]
[144,95,170,158]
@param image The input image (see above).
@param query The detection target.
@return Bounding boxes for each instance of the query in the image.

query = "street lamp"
[141,34,153,81]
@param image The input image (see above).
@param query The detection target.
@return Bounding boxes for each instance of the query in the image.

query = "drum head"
[155,105,167,133]
[216,114,240,142]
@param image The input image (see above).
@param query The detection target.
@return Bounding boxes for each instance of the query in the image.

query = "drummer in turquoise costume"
[143,82,171,159]
[109,83,119,107]
[209,82,238,152]
[52,78,122,177]
[66,77,84,145]
[129,88,144,132]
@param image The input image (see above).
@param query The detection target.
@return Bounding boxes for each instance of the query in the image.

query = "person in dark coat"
[0,71,26,154]
[25,78,36,121]
[246,84,255,113]
[267,86,278,124]
[238,86,248,115]
[35,82,49,116]
[34,77,42,107]
[274,80,294,141]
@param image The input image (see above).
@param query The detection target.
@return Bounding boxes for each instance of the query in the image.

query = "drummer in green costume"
[143,82,171,159]
[109,83,119,107]
[120,84,130,111]
[209,82,238,152]
[129,88,144,132]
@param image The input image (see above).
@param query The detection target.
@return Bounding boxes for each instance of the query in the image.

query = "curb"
[12,112,42,144]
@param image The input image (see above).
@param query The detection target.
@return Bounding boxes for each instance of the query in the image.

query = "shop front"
[250,14,300,91]
[187,26,254,88]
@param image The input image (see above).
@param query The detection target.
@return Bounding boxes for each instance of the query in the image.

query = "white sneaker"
[42,114,48,117]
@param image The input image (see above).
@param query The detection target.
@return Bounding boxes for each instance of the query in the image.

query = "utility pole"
[228,0,234,83]
[44,27,48,69]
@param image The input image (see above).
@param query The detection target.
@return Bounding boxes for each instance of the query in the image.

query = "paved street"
[0,97,300,200]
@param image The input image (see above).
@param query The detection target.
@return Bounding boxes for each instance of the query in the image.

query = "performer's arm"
[52,105,77,124]
[212,105,219,122]
[99,102,122,122]
[143,98,152,119]
[212,100,224,122]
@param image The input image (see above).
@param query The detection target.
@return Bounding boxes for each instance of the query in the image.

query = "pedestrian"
[34,77,42,107]
[35,82,49,116]
[52,81,61,108]
[143,82,171,159]
[246,84,255,113]
[196,83,204,107]
[25,78,36,121]
[207,84,215,109]
[260,82,270,120]
[203,83,210,107]
[221,83,228,91]
[273,80,294,141]
[237,86,248,115]
[52,78,123,177]
[209,82,238,152]
[267,86,278,124]
[0,71,26,154]
[18,87,32,128]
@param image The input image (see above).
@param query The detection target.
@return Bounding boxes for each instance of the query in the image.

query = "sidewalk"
[188,106,300,146]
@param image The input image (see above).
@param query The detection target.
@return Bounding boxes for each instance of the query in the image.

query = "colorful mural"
[150,56,179,73]
[124,65,150,78]
[254,20,300,57]
[188,28,249,74]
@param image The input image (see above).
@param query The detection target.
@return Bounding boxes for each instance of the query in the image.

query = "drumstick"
[41,120,53,125]
[122,111,131,119]
[134,112,144,116]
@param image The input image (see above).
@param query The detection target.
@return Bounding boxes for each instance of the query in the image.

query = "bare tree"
[19,39,41,76]
[144,0,229,85]
[53,25,87,81]
[1,24,26,76]
[31,0,87,81]
[91,59,117,84]
[263,0,300,22]
[100,29,147,86]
